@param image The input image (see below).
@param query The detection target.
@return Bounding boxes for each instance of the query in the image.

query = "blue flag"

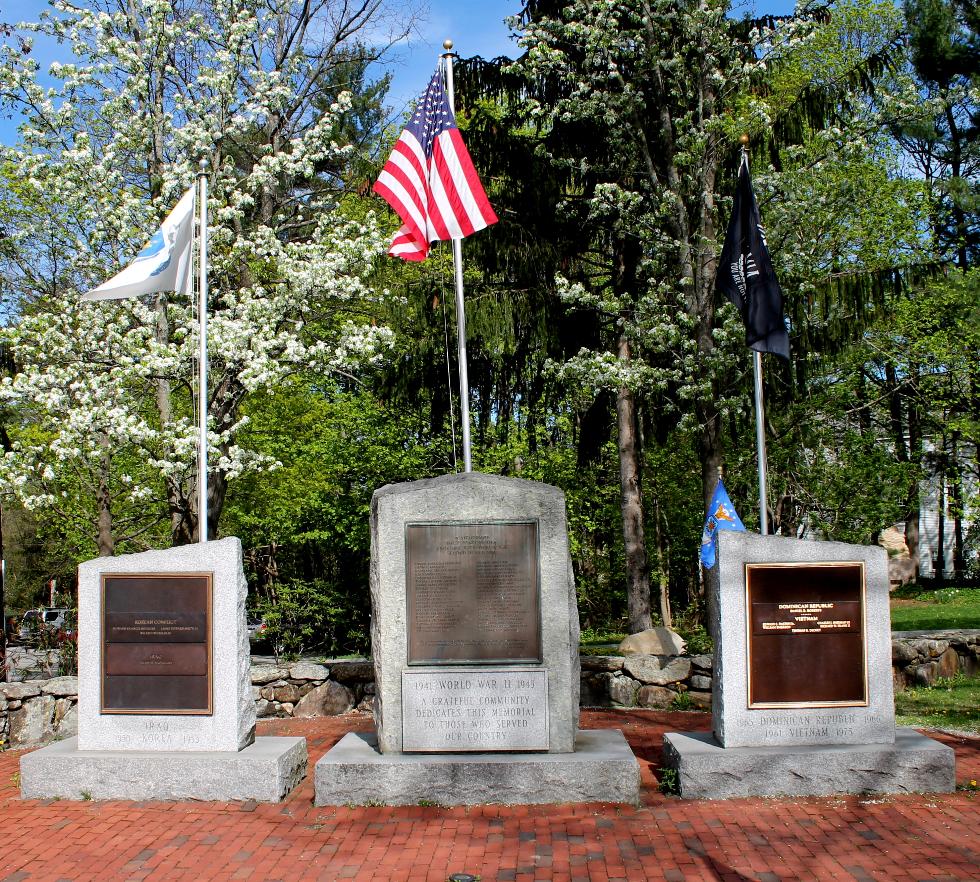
[699,478,745,569]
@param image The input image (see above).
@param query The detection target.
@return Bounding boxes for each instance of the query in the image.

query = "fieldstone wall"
[0,677,78,749]
[251,658,375,718]
[580,654,713,709]
[892,630,980,688]
[8,638,978,749]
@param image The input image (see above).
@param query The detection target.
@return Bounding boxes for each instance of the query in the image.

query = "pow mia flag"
[716,154,790,359]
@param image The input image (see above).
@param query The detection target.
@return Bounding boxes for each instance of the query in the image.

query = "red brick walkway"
[1,710,977,882]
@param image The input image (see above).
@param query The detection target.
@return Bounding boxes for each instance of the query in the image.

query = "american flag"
[374,68,497,261]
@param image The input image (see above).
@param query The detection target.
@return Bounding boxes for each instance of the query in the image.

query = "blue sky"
[0,0,797,144]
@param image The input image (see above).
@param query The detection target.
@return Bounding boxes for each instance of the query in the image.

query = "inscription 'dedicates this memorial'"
[101,573,212,714]
[406,521,541,664]
[747,561,866,708]
[401,668,549,752]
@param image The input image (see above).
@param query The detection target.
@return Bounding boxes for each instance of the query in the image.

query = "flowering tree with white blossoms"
[0,0,412,555]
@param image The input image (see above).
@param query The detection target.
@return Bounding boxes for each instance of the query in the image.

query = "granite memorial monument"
[20,538,307,801]
[663,531,955,798]
[315,472,640,805]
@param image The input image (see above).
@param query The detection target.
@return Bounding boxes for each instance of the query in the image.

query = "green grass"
[890,586,980,631]
[894,672,980,735]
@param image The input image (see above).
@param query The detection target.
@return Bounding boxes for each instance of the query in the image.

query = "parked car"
[18,607,73,644]
[247,616,268,645]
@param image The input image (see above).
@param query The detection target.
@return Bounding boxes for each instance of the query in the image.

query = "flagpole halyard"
[197,162,209,543]
[442,40,473,473]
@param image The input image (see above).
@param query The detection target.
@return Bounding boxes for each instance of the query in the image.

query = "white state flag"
[82,187,195,301]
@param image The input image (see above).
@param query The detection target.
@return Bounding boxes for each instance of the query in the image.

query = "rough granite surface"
[314,729,639,806]
[20,735,306,802]
[662,729,955,799]
[77,537,256,752]
[709,531,894,748]
[370,473,581,755]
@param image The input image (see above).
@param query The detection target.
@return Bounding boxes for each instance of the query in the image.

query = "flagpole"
[742,138,769,535]
[752,349,770,535]
[197,161,209,543]
[442,39,473,473]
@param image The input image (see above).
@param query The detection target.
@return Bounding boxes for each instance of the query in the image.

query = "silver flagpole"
[198,162,209,542]
[442,39,473,473]
[752,349,769,535]
[740,141,770,535]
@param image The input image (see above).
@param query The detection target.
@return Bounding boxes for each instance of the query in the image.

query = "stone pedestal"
[21,539,306,802]
[663,729,954,799]
[663,532,954,798]
[314,473,639,805]
[315,730,640,806]
[21,735,307,802]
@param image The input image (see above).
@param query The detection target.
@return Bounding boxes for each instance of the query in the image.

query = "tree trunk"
[653,496,672,628]
[96,449,114,557]
[616,332,652,634]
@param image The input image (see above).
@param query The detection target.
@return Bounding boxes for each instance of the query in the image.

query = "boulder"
[0,682,41,701]
[41,676,78,697]
[608,674,639,707]
[580,655,626,673]
[255,699,276,718]
[618,627,686,656]
[637,685,675,709]
[9,695,55,748]
[690,654,712,671]
[250,665,289,685]
[623,655,691,686]
[271,683,303,704]
[55,702,78,738]
[685,691,712,709]
[688,674,712,691]
[288,662,330,682]
[328,660,375,683]
[293,681,353,717]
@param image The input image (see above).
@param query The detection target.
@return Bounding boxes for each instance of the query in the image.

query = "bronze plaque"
[105,643,208,676]
[101,573,212,714]
[746,562,867,708]
[406,521,541,664]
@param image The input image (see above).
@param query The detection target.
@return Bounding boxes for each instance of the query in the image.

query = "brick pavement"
[0,710,977,882]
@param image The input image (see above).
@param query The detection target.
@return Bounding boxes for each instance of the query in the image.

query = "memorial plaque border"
[100,572,213,716]
[405,519,543,666]
[744,560,868,710]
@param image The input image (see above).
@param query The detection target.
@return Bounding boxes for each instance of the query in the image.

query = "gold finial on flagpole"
[739,133,750,146]
[443,38,454,52]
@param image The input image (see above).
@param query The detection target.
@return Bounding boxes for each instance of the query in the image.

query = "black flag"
[716,155,790,359]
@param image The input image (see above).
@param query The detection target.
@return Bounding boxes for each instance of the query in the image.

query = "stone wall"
[0,677,78,749]
[581,654,713,709]
[251,659,375,718]
[892,630,980,688]
[7,637,978,750]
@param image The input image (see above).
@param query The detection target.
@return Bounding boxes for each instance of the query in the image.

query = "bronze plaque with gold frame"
[100,573,213,715]
[746,561,867,709]
[406,521,541,665]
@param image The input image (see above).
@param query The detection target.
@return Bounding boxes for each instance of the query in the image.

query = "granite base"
[20,735,307,802]
[314,729,639,806]
[662,728,955,799]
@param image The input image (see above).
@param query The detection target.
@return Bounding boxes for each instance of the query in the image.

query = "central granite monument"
[314,472,639,805]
